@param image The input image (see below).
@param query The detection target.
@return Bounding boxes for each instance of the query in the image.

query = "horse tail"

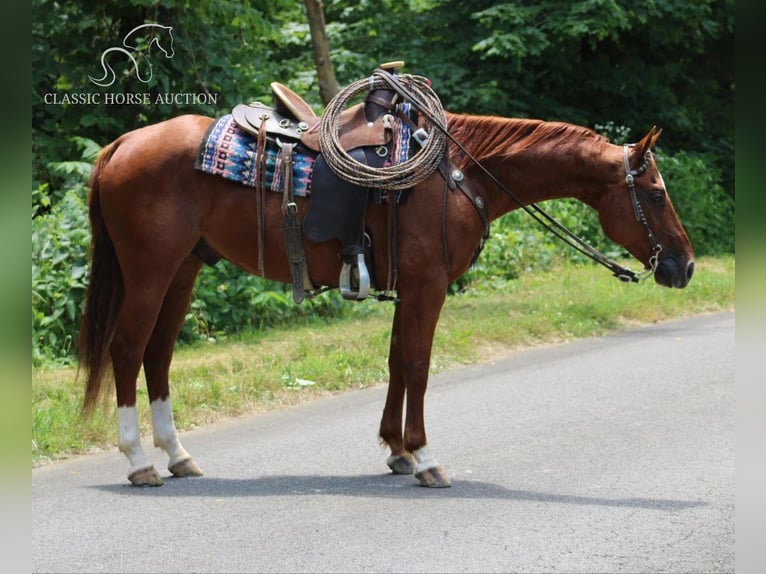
[78,141,124,416]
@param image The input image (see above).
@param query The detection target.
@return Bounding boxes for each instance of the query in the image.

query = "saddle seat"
[270,81,318,125]
[232,83,393,153]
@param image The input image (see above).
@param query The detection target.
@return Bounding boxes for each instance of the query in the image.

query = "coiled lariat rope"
[318,71,447,190]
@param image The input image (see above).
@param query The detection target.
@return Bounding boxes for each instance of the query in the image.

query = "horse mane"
[444,113,608,169]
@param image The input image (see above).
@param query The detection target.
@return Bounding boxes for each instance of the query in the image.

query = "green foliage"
[32,183,90,365]
[180,263,349,344]
[32,138,100,365]
[656,151,735,256]
[464,0,733,140]
[32,0,734,192]
[322,0,733,192]
[452,197,618,292]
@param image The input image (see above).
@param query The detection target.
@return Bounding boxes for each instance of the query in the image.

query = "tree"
[321,0,734,193]
[303,0,339,105]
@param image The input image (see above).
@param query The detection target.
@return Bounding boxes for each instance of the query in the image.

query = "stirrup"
[339,252,371,300]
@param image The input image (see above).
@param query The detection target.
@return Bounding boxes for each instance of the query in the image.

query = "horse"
[77,100,694,488]
[89,23,174,87]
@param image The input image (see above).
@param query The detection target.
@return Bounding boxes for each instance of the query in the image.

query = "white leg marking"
[413,445,440,474]
[150,397,191,468]
[117,406,152,475]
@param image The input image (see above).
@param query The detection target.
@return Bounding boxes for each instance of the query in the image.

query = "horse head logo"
[89,24,174,87]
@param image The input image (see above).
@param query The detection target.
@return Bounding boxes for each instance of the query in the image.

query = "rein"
[371,68,660,284]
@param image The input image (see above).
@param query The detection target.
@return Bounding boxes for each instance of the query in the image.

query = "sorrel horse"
[78,98,694,488]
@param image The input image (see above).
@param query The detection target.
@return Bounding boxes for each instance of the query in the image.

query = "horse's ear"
[636,125,663,156]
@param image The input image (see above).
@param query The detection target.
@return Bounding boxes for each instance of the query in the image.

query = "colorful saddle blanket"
[194,114,316,196]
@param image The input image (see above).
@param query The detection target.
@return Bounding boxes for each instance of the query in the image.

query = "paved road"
[32,311,734,573]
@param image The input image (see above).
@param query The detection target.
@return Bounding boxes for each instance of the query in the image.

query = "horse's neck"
[447,113,616,220]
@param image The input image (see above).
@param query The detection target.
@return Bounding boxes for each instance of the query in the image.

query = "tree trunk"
[303,0,340,105]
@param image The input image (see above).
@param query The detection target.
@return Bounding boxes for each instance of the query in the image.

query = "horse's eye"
[648,191,665,205]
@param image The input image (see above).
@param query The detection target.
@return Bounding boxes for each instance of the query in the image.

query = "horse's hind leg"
[143,256,204,479]
[112,274,177,486]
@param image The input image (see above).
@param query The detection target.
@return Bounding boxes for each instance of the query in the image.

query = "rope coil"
[319,72,447,190]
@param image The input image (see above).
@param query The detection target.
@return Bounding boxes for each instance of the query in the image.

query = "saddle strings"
[255,115,268,275]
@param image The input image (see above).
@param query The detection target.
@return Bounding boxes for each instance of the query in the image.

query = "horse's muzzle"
[655,257,694,288]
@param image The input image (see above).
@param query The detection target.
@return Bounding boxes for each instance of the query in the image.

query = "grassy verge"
[32,255,734,465]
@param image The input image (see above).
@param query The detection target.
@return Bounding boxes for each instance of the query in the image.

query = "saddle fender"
[304,146,387,248]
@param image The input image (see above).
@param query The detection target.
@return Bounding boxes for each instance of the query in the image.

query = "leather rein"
[372,68,661,284]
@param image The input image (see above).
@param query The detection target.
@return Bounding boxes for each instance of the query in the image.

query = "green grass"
[32,255,735,465]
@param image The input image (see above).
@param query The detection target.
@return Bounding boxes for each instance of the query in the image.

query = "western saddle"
[230,62,407,303]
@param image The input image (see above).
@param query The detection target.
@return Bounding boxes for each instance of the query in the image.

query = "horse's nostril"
[686,261,695,281]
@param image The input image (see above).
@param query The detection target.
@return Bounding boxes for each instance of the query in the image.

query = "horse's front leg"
[380,304,416,475]
[381,287,451,487]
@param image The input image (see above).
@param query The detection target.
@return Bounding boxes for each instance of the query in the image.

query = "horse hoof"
[387,454,416,475]
[415,466,451,488]
[169,457,204,478]
[128,466,164,487]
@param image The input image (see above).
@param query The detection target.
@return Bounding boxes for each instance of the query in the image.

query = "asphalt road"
[32,311,734,573]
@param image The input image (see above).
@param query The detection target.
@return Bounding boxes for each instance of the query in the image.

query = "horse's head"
[597,127,694,288]
[151,25,175,59]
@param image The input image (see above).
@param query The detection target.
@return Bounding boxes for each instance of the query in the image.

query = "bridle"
[369,68,663,285]
[622,144,663,283]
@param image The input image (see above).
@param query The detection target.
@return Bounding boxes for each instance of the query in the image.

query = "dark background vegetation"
[32,0,734,365]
